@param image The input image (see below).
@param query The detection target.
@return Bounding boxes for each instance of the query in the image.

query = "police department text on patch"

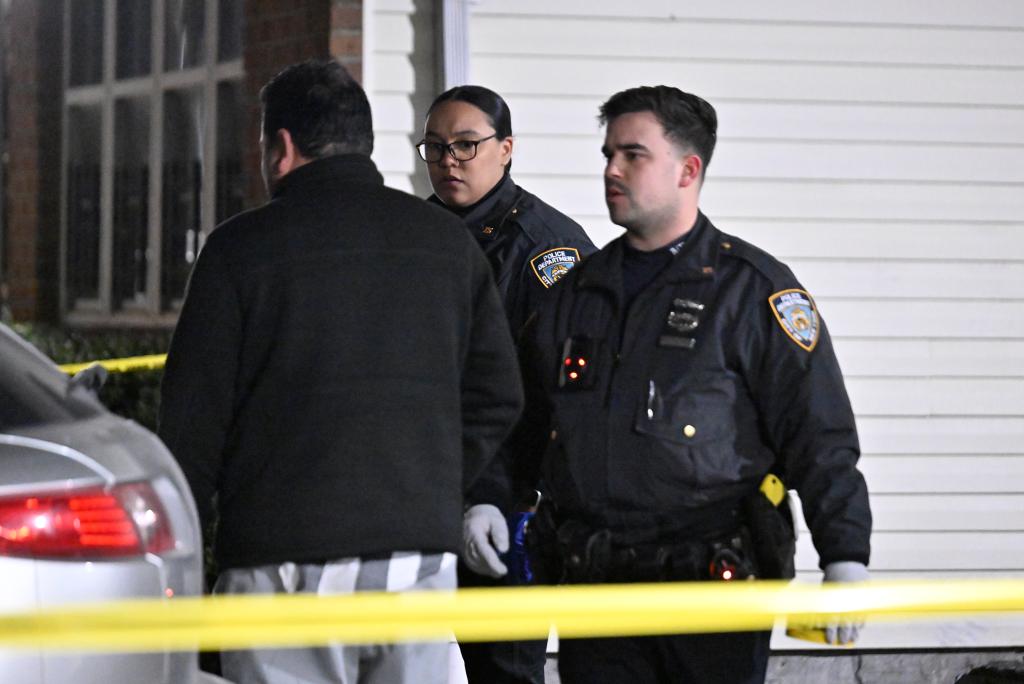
[530,248,581,288]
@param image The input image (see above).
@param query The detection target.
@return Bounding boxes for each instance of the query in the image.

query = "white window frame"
[60,0,243,326]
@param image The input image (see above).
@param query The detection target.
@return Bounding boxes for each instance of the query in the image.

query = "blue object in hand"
[502,510,535,585]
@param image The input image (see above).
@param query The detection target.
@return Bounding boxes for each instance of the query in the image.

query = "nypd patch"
[769,289,820,352]
[530,247,581,288]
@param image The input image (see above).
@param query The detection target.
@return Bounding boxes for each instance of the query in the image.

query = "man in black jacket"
[507,86,872,684]
[158,60,523,684]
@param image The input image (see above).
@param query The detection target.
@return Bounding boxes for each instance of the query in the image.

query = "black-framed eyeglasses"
[415,134,497,163]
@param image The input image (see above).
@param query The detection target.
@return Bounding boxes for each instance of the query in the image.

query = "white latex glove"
[823,561,870,645]
[462,504,509,578]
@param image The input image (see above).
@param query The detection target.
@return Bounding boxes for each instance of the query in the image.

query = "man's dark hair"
[426,85,513,174]
[260,59,373,158]
[599,85,717,174]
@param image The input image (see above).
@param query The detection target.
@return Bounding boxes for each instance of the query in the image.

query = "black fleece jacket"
[159,154,523,571]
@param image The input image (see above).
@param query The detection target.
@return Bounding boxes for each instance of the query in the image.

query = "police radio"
[558,336,598,389]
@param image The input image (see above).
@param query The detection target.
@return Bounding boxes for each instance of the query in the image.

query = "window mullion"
[98,0,117,314]
[200,0,218,242]
[147,0,166,315]
[213,59,243,82]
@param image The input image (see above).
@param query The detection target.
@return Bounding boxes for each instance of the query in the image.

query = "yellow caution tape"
[58,354,167,375]
[1,579,1023,653]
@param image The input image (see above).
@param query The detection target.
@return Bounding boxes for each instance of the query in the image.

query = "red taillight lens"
[0,482,175,559]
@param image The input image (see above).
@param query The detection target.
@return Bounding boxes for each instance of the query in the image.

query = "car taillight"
[0,482,176,559]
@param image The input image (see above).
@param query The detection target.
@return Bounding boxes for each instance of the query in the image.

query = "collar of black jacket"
[575,211,721,296]
[427,173,518,233]
[271,153,384,200]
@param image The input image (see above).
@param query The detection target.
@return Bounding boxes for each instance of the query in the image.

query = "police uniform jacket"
[432,175,596,510]
[159,154,523,571]
[429,174,596,335]
[514,212,871,568]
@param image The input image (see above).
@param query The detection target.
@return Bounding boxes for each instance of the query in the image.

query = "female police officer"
[416,86,595,684]
[418,85,595,334]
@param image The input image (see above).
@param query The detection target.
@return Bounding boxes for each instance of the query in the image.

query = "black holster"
[742,489,796,580]
[524,499,566,584]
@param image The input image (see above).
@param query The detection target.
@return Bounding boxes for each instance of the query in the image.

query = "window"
[63,0,244,324]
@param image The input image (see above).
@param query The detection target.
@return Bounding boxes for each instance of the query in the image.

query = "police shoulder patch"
[530,247,581,288]
[769,288,820,352]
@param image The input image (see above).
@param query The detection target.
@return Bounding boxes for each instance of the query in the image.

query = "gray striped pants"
[215,551,457,684]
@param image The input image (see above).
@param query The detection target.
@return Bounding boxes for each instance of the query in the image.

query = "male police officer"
[492,86,872,683]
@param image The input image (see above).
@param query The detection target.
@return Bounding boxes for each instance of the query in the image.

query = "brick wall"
[330,1,363,83]
[2,0,62,322]
[242,0,364,208]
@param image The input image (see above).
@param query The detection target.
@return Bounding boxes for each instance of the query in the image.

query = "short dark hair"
[260,59,373,158]
[426,85,513,139]
[599,86,717,174]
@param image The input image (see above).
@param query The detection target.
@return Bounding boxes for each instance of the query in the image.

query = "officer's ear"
[679,153,703,189]
[499,135,514,170]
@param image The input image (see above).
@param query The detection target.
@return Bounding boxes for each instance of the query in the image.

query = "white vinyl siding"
[366,0,1024,649]
[467,1,1024,649]
[472,2,1024,649]
[367,0,436,196]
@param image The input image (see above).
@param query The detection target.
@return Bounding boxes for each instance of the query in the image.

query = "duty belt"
[527,503,758,585]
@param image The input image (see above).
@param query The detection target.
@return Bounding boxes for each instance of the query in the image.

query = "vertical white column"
[439,0,472,90]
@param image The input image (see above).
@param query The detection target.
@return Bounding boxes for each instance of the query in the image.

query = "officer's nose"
[438,148,458,168]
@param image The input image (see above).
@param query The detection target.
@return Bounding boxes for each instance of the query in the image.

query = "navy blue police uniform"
[430,174,596,335]
[509,212,871,684]
[432,173,596,684]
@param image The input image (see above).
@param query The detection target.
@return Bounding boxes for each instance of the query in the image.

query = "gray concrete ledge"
[541,650,1024,683]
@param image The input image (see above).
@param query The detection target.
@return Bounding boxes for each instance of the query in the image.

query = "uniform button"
[511,208,518,215]
[482,226,494,234]
[721,241,732,250]
[683,425,696,438]
[550,430,558,440]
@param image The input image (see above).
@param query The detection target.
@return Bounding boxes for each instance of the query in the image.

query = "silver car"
[0,323,219,683]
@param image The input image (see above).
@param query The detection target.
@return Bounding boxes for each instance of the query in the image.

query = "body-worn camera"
[558,336,600,389]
